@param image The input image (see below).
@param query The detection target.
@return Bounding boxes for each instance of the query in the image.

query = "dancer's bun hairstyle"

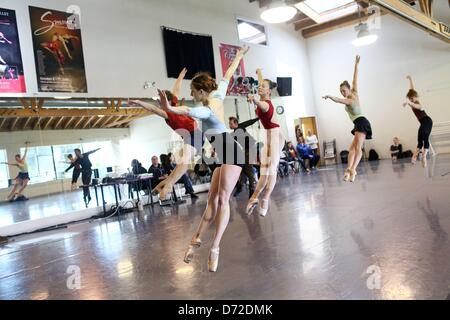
[407,89,418,100]
[191,72,218,93]
[340,81,351,90]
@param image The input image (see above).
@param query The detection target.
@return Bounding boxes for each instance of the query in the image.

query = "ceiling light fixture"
[261,1,297,24]
[352,5,378,47]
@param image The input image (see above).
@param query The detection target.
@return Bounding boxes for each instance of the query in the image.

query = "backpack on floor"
[340,150,349,164]
[368,149,379,161]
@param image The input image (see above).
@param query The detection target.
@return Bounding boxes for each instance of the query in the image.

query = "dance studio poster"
[29,6,87,93]
[0,8,26,93]
[219,43,250,96]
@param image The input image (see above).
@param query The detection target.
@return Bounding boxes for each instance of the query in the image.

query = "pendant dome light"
[352,4,378,47]
[261,0,297,24]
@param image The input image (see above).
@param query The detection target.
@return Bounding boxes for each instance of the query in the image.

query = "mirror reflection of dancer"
[246,69,285,217]
[40,33,79,75]
[0,55,8,78]
[323,55,372,182]
[403,76,433,168]
[65,148,100,206]
[2,143,30,202]
[129,68,201,198]
[66,154,81,191]
[159,46,249,272]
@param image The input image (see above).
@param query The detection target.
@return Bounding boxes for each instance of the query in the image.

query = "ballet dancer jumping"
[403,75,433,167]
[157,46,250,272]
[246,68,285,217]
[129,68,202,198]
[2,142,30,201]
[323,55,373,182]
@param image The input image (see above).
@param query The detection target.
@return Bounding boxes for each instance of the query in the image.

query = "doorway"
[297,116,320,159]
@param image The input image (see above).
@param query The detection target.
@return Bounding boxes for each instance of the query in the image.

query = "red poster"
[0,8,26,93]
[219,43,251,96]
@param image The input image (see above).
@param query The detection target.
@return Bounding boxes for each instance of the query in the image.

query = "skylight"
[303,0,355,14]
[295,0,359,24]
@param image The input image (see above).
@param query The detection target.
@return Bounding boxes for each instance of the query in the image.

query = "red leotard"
[256,100,280,129]
[165,96,197,133]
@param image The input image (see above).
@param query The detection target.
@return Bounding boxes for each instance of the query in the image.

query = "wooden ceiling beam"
[23,117,32,129]
[105,115,138,128]
[64,117,74,129]
[0,118,6,129]
[91,116,104,128]
[82,116,95,129]
[10,118,19,131]
[54,117,65,129]
[0,107,152,118]
[295,18,317,30]
[44,117,53,130]
[302,9,381,38]
[73,117,85,129]
[33,117,41,130]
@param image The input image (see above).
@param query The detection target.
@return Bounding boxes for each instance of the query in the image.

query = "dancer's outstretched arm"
[2,162,18,167]
[129,100,168,119]
[223,46,249,83]
[407,75,415,90]
[322,95,352,105]
[172,68,187,97]
[22,143,29,161]
[352,55,360,94]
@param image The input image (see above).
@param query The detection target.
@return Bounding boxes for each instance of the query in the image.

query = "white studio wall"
[307,15,450,159]
[1,0,317,144]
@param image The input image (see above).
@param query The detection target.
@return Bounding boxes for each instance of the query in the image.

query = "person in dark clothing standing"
[229,116,259,198]
[65,148,100,206]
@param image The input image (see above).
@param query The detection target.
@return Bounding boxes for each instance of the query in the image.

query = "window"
[81,141,115,178]
[21,146,56,184]
[237,18,268,46]
[53,143,82,179]
[0,149,9,189]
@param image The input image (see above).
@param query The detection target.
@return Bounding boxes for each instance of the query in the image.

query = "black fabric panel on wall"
[162,27,216,80]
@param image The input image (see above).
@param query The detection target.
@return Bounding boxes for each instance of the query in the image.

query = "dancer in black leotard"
[403,75,434,168]
[67,154,81,191]
[65,148,100,206]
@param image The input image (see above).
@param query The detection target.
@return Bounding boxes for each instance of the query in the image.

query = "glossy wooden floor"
[1,156,450,300]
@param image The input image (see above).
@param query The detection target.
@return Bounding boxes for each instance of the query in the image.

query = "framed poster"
[219,43,253,96]
[0,8,26,93]
[29,6,87,93]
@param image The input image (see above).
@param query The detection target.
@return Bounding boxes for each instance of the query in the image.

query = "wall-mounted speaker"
[276,77,292,96]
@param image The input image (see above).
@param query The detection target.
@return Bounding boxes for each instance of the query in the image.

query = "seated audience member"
[148,155,167,189]
[130,159,150,192]
[167,152,198,198]
[306,130,319,155]
[390,137,403,160]
[286,141,306,172]
[296,137,320,171]
[279,150,290,177]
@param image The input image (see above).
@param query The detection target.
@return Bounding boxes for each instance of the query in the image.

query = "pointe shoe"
[343,169,351,182]
[208,247,220,272]
[183,238,202,263]
[258,199,269,217]
[246,198,259,216]
[349,169,357,182]
[191,237,202,247]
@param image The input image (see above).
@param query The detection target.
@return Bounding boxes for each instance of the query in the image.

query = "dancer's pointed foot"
[246,198,259,216]
[349,169,357,182]
[183,237,202,264]
[258,199,269,217]
[421,157,427,168]
[208,247,220,272]
[343,168,351,182]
